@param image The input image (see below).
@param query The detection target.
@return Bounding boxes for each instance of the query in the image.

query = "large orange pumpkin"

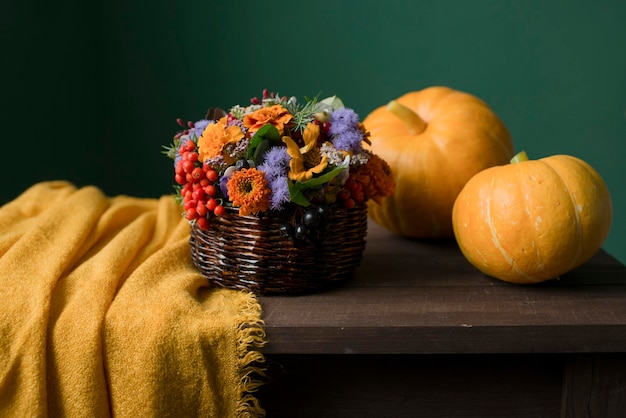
[452,151,613,284]
[363,86,514,238]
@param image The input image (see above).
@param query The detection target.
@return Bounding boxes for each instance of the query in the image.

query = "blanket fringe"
[236,293,267,418]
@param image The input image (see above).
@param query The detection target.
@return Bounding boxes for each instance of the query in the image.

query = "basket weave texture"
[189,204,368,295]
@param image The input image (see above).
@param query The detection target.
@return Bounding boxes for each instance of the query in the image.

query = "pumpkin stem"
[386,100,427,135]
[510,150,529,164]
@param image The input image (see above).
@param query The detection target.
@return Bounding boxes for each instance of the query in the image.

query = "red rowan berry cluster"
[173,136,224,231]
[337,177,366,209]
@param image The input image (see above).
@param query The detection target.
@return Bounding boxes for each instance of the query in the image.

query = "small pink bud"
[250,97,260,105]
[187,121,194,128]
[262,89,269,99]
[176,118,185,127]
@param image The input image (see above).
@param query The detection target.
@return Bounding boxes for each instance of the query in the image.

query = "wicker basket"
[189,203,368,295]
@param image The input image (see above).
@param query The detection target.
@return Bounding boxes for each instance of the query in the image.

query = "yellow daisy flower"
[282,123,328,182]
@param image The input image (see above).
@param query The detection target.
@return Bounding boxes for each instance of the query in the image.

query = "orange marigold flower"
[198,117,244,164]
[243,104,293,135]
[226,168,271,216]
[350,153,395,204]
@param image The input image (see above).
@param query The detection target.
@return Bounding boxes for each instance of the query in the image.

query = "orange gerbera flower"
[282,122,328,182]
[197,117,244,164]
[243,104,293,135]
[226,168,271,216]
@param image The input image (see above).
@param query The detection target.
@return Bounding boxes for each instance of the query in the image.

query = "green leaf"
[288,182,312,207]
[319,95,345,111]
[248,124,281,159]
[161,144,178,160]
[302,165,346,188]
[250,123,280,145]
[248,123,280,165]
[252,139,271,166]
[287,164,348,206]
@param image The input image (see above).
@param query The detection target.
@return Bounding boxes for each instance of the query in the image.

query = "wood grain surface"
[259,221,626,355]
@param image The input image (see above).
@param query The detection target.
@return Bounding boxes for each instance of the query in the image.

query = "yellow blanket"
[0,181,266,417]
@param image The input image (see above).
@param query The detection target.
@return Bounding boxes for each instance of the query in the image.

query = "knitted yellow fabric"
[0,181,265,417]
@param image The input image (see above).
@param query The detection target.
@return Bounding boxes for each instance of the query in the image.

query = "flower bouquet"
[164,90,395,294]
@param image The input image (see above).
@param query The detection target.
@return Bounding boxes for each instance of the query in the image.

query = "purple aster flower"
[173,133,193,166]
[258,146,290,179]
[332,129,364,153]
[174,145,183,166]
[219,166,238,199]
[268,175,290,211]
[329,108,360,135]
[192,119,211,139]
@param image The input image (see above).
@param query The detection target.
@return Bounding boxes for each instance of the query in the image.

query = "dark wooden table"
[257,221,626,418]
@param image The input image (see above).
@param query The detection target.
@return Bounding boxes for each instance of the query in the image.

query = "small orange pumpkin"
[363,86,514,238]
[452,151,613,284]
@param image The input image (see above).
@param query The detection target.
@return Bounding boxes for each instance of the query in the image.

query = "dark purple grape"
[303,210,321,228]
[294,224,308,241]
[279,223,294,239]
[235,159,250,170]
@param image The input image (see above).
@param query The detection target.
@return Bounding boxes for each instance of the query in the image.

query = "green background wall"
[3,0,625,264]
